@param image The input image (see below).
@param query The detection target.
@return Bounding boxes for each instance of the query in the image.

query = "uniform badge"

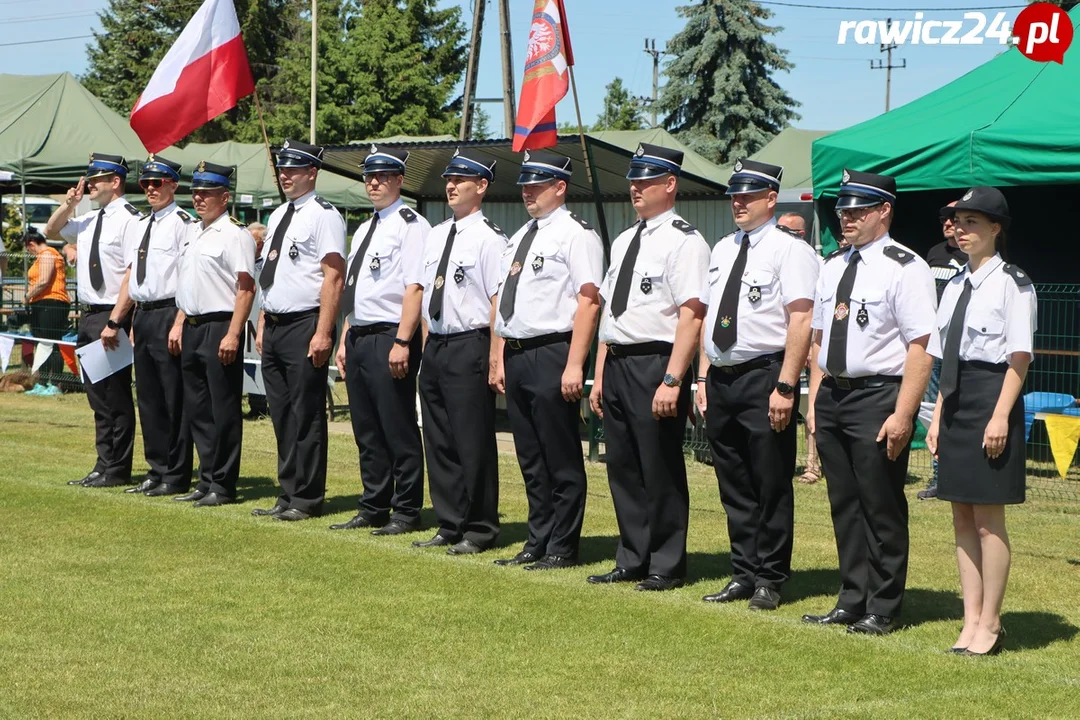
[962,189,974,201]
[138,248,147,260]
[509,261,522,276]
[734,159,743,172]
[369,255,381,272]
[640,277,652,294]
[347,276,355,287]
[532,255,544,272]
[834,302,849,321]
[720,316,732,328]
[454,266,465,284]
[635,144,645,157]
[856,305,869,328]
[288,243,299,260]
[748,286,762,303]
[370,143,378,153]
[842,169,851,184]
[268,249,278,262]
[434,275,444,289]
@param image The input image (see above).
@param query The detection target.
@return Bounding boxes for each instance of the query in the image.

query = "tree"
[592,78,645,131]
[657,0,800,165]
[469,105,492,140]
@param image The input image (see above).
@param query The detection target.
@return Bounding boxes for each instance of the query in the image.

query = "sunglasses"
[140,178,172,190]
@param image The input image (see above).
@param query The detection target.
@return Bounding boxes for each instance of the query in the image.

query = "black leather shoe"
[494,551,540,567]
[747,586,781,611]
[329,513,379,530]
[193,492,234,507]
[85,475,132,488]
[447,539,485,555]
[702,580,754,603]
[251,505,286,517]
[847,614,898,636]
[371,520,418,536]
[145,484,188,497]
[524,554,578,571]
[174,490,206,502]
[635,575,684,592]
[126,478,161,494]
[275,508,318,522]
[68,471,101,486]
[802,607,863,625]
[587,567,646,584]
[413,533,454,548]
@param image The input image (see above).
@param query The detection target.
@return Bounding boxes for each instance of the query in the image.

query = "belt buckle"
[834,377,852,390]
[609,345,622,357]
[268,313,279,324]
[187,317,197,326]
[718,365,737,375]
[507,339,523,351]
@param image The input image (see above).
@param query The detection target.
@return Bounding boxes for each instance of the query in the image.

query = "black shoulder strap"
[399,207,417,223]
[1002,263,1033,287]
[123,202,142,217]
[882,244,915,266]
[484,218,506,237]
[569,212,594,230]
[229,216,247,228]
[671,218,698,234]
[315,195,335,210]
[175,209,193,224]
[824,247,845,262]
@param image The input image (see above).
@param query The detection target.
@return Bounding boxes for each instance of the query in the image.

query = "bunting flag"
[1043,414,1080,479]
[32,342,54,373]
[512,0,574,152]
[0,335,13,374]
[59,345,79,376]
[129,0,255,152]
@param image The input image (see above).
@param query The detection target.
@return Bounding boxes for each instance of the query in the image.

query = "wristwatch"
[776,381,795,396]
[663,373,682,388]
[106,319,120,330]
[393,337,410,347]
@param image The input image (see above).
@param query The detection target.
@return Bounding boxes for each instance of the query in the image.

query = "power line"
[756,1,1025,10]
[0,34,93,48]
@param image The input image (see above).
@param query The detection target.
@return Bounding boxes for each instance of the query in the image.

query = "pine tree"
[470,105,492,140]
[658,0,800,164]
[593,78,645,131]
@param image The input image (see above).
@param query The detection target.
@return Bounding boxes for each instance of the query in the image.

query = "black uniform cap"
[190,161,236,190]
[626,143,684,180]
[86,152,128,180]
[725,158,782,195]
[276,139,324,168]
[363,144,409,174]
[836,169,897,209]
[140,154,182,181]
[442,148,497,181]
[941,186,1010,228]
[517,149,572,185]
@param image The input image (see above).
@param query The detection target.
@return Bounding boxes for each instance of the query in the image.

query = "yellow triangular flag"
[1043,414,1080,479]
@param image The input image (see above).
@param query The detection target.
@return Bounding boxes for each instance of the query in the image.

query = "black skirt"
[938,361,1025,505]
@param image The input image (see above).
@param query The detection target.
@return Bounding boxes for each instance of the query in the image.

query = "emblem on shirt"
[748,286,762,303]
[454,266,465,284]
[434,275,445,289]
[640,277,652,294]
[720,316,732,328]
[289,243,299,260]
[509,261,523,276]
[834,302,849,321]
[532,255,544,272]
[856,306,869,328]
[370,255,381,272]
[268,249,278,262]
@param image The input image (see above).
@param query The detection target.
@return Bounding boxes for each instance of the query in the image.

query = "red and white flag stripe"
[130,0,254,153]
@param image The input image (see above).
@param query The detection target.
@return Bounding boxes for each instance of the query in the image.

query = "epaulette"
[824,247,846,262]
[1003,263,1033,287]
[315,195,335,210]
[123,202,142,217]
[175,209,193,224]
[776,224,802,239]
[569,212,594,230]
[484,218,506,237]
[882,244,915,266]
[229,216,247,228]
[399,207,418,223]
[671,218,697,234]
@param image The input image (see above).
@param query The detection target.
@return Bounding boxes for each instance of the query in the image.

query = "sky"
[0,0,1031,139]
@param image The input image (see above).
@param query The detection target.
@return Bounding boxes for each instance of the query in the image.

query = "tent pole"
[20,160,28,279]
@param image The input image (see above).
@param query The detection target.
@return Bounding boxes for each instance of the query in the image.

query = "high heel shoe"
[962,628,1006,657]
[946,646,968,654]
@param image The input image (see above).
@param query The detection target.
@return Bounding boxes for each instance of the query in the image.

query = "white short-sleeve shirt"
[346,199,430,325]
[703,219,820,365]
[494,204,604,339]
[420,210,504,334]
[598,208,710,345]
[176,213,257,316]
[60,196,142,305]
[259,191,346,313]
[928,254,1037,364]
[124,202,193,303]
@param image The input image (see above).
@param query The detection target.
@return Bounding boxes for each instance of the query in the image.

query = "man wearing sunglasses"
[45,153,142,489]
[333,145,430,535]
[117,156,196,497]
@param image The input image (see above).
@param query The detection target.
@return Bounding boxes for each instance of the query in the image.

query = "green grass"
[2,393,1079,719]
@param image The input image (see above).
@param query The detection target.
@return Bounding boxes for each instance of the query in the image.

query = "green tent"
[812,7,1080,196]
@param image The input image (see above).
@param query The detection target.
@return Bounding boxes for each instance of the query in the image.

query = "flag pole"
[252,89,286,205]
[567,65,609,257]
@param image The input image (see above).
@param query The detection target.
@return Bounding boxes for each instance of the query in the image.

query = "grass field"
[2,393,1079,719]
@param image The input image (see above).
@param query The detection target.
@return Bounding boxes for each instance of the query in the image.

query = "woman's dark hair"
[22,229,46,246]
[994,225,1009,262]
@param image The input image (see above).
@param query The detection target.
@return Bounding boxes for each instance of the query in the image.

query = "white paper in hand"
[75,330,134,384]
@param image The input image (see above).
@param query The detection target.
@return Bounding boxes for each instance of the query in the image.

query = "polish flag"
[130,0,255,152]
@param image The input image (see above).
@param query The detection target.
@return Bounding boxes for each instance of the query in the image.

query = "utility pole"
[310,0,317,143]
[459,0,487,140]
[498,0,516,136]
[870,18,905,113]
[643,38,661,127]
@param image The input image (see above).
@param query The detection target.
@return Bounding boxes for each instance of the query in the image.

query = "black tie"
[498,221,539,322]
[259,202,294,290]
[825,249,861,377]
[711,233,749,351]
[610,221,646,319]
[341,212,381,314]
[428,223,457,322]
[88,208,105,291]
[136,213,154,286]
[939,278,973,401]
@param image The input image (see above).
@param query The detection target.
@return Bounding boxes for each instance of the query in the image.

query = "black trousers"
[30,299,69,379]
[344,325,424,524]
[181,317,243,498]
[602,353,692,578]
[132,305,192,489]
[705,361,796,590]
[78,308,135,482]
[504,340,586,557]
[420,331,499,547]
[262,312,330,513]
[814,383,911,617]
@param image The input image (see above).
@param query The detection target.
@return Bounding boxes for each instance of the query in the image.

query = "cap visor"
[516,172,559,185]
[626,167,669,180]
[725,182,771,195]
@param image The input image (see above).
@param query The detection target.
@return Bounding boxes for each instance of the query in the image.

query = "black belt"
[503,331,572,351]
[136,298,176,311]
[607,341,673,358]
[349,322,398,337]
[185,312,233,326]
[81,303,114,313]
[429,328,491,341]
[823,374,902,390]
[959,360,1007,373]
[265,308,319,326]
[714,351,784,376]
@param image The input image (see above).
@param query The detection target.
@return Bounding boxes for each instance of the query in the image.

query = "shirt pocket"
[449,248,480,289]
[964,310,1005,354]
[364,236,400,279]
[633,265,665,302]
[740,267,779,306]
[149,231,179,256]
[528,240,566,278]
[198,243,226,272]
[849,286,887,336]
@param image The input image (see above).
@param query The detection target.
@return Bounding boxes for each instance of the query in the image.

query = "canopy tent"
[751,128,829,201]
